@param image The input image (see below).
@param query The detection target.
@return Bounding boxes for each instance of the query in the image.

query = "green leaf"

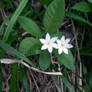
[0,63,2,92]
[66,12,92,26]
[18,16,42,38]
[0,49,4,59]
[19,37,41,56]
[71,2,92,13]
[3,0,28,41]
[0,15,11,33]
[39,51,51,70]
[55,50,74,70]
[20,67,30,92]
[61,75,75,92]
[10,64,19,92]
[53,67,75,92]
[44,0,65,34]
[4,0,13,9]
[0,40,35,66]
[51,32,63,39]
[88,0,92,3]
[0,4,5,8]
[39,0,52,7]
[0,49,4,92]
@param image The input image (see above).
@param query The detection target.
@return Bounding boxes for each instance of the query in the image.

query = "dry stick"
[29,70,40,92]
[27,72,33,92]
[60,79,64,92]
[54,82,61,92]
[0,8,9,25]
[71,20,83,91]
[0,8,6,19]
[0,59,62,76]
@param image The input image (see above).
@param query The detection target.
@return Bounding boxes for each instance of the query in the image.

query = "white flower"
[57,36,73,54]
[40,33,57,53]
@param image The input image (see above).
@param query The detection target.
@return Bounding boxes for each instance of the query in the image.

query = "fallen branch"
[0,59,62,76]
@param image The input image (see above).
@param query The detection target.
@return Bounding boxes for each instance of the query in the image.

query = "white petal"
[53,43,58,49]
[66,44,73,48]
[57,40,61,44]
[46,33,50,40]
[48,46,53,53]
[63,48,68,54]
[40,39,46,44]
[41,45,48,50]
[61,36,65,41]
[51,37,57,42]
[65,38,71,43]
[58,48,63,54]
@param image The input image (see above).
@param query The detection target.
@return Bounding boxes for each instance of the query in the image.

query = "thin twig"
[71,20,83,91]
[0,59,62,76]
[30,70,40,92]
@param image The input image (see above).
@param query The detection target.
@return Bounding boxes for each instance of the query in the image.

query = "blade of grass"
[50,65,75,92]
[5,0,13,9]
[0,15,11,33]
[66,12,92,26]
[10,64,19,92]
[0,63,2,92]
[3,0,28,41]
[20,67,30,92]
[60,75,75,92]
[0,40,35,67]
[0,49,5,92]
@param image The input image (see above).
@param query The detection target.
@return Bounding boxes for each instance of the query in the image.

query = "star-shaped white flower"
[57,36,73,54]
[40,33,57,53]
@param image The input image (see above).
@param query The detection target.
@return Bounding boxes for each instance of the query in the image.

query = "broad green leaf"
[39,51,51,70]
[66,12,92,26]
[18,16,42,38]
[88,0,92,3]
[55,50,74,70]
[10,64,19,92]
[3,0,28,41]
[44,0,65,34]
[0,40,35,66]
[51,32,63,39]
[71,2,92,13]
[40,0,52,7]
[19,37,41,56]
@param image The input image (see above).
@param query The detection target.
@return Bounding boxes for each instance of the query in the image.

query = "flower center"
[61,43,64,47]
[47,42,50,45]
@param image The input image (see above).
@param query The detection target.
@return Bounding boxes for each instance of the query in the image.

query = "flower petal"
[51,37,58,42]
[58,48,63,54]
[61,36,65,41]
[46,33,50,40]
[65,38,71,43]
[40,39,46,44]
[48,46,53,53]
[63,48,68,54]
[57,40,61,44]
[66,44,73,48]
[41,45,48,50]
[53,43,58,49]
